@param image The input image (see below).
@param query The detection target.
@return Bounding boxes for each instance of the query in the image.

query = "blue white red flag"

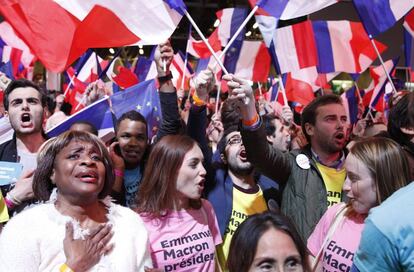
[216,8,248,47]
[47,96,114,138]
[353,0,414,37]
[341,86,360,125]
[224,40,271,82]
[249,0,338,20]
[404,9,414,70]
[312,20,387,74]
[0,0,185,72]
[362,58,399,112]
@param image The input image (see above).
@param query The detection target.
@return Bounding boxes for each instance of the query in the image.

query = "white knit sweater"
[0,198,152,272]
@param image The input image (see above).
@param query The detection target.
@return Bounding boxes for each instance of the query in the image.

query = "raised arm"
[222,74,292,184]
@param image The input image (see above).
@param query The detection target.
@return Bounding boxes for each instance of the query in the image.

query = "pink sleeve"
[202,199,223,246]
[307,203,343,256]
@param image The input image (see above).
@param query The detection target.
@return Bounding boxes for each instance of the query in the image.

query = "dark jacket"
[187,105,280,236]
[241,121,339,241]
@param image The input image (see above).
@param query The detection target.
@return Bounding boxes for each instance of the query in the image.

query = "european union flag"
[110,79,161,138]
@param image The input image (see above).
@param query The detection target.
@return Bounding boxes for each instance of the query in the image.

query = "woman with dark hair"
[0,131,152,271]
[227,211,310,272]
[308,137,410,271]
[136,134,222,271]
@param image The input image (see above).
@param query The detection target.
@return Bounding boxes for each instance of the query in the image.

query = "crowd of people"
[0,41,413,272]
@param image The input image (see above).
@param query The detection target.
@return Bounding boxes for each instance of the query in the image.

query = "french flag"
[187,28,222,59]
[404,9,414,70]
[284,67,319,108]
[216,8,248,47]
[341,86,360,125]
[312,20,387,74]
[353,0,414,37]
[170,51,194,90]
[0,0,185,72]
[249,0,338,20]
[134,47,158,82]
[225,41,271,82]
[258,19,318,74]
[362,58,399,112]
[0,22,35,68]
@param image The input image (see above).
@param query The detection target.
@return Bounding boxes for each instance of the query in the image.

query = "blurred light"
[245,31,252,37]
[253,22,259,29]
[109,48,115,54]
[138,44,143,49]
[213,19,220,28]
[139,48,144,55]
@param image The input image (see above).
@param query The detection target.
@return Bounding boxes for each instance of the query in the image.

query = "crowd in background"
[0,40,413,272]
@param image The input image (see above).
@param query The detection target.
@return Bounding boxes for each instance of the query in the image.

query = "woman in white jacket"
[0,130,152,272]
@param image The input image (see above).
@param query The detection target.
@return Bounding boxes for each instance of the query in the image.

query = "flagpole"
[181,26,192,93]
[210,6,259,70]
[369,35,397,93]
[258,81,263,97]
[278,75,288,106]
[215,80,221,113]
[183,9,229,75]
[63,74,76,97]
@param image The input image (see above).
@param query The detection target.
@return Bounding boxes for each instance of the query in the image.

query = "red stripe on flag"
[252,43,271,82]
[292,21,318,69]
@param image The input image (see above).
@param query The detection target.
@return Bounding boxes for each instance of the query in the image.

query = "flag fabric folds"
[271,20,318,74]
[0,0,185,72]
[110,79,161,138]
[225,41,271,82]
[363,58,399,112]
[353,0,414,37]
[216,8,248,47]
[249,0,338,20]
[312,20,387,74]
[47,96,113,138]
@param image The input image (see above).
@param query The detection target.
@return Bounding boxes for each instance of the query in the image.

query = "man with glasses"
[187,70,280,269]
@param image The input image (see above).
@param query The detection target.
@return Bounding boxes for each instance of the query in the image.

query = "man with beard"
[187,70,279,269]
[0,79,47,216]
[223,75,348,241]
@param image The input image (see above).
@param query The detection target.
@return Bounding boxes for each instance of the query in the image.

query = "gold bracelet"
[59,263,75,272]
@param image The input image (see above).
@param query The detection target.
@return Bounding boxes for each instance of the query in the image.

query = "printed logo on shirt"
[160,230,215,271]
[327,190,341,207]
[225,209,248,236]
[322,240,353,272]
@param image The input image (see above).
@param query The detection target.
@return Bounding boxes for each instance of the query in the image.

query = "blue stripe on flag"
[269,41,281,75]
[230,8,248,41]
[256,0,289,19]
[224,39,243,74]
[345,87,358,125]
[47,97,112,138]
[313,21,335,73]
[353,0,395,37]
[196,58,210,75]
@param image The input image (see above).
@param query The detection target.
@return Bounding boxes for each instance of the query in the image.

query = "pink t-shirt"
[307,203,366,272]
[141,199,222,272]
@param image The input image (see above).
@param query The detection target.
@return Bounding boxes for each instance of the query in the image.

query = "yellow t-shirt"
[0,192,9,223]
[217,185,268,270]
[315,162,346,207]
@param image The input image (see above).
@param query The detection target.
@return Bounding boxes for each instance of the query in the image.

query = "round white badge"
[296,154,310,170]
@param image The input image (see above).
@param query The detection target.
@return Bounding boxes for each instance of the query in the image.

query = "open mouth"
[239,150,247,161]
[334,132,345,142]
[21,113,31,123]
[77,171,98,183]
